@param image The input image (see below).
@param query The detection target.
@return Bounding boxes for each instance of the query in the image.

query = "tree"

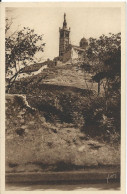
[91,33,121,112]
[80,33,121,138]
[5,18,45,93]
[83,33,121,97]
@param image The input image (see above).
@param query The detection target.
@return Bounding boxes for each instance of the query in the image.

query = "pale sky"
[6,7,121,60]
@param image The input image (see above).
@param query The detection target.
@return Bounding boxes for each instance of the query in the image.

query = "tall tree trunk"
[98,81,100,95]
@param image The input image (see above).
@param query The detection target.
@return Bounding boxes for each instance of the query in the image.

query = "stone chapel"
[59,13,88,63]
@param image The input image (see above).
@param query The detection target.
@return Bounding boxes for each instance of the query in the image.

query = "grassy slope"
[6,94,120,173]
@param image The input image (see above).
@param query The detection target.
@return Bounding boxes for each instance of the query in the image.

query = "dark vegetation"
[8,83,120,143]
[81,33,121,142]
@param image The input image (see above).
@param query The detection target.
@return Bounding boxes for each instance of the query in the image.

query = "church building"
[59,13,88,63]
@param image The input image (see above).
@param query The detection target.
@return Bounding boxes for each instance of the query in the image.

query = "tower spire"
[64,13,66,22]
[63,13,67,28]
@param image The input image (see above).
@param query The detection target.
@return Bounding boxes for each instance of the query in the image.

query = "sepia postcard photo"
[0,2,126,193]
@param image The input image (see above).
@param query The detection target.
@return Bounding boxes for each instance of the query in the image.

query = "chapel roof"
[80,37,88,43]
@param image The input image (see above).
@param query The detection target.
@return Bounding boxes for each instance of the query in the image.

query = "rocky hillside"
[9,63,100,94]
[6,94,120,173]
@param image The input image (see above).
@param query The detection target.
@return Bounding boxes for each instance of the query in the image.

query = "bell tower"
[59,13,70,57]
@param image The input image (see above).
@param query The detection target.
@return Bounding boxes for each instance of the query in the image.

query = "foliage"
[86,33,121,71]
[5,18,45,92]
[82,33,121,107]
[80,33,121,140]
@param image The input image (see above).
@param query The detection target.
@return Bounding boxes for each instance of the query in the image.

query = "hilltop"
[10,62,99,94]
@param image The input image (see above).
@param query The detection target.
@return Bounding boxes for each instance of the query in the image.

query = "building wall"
[71,48,79,60]
[59,29,70,57]
[62,49,71,63]
[62,47,85,63]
